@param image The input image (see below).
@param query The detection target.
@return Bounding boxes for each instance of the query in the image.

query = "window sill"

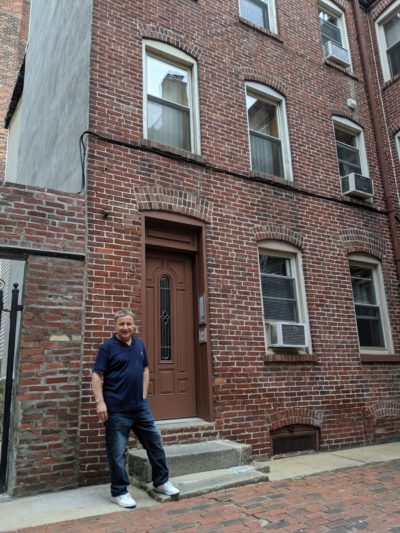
[140,139,203,164]
[249,169,292,185]
[324,60,358,80]
[360,353,400,363]
[238,17,283,44]
[382,73,400,91]
[264,351,316,364]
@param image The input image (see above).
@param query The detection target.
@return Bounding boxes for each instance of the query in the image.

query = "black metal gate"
[0,281,23,493]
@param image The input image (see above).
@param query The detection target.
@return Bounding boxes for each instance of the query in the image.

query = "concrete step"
[128,439,254,484]
[146,465,270,502]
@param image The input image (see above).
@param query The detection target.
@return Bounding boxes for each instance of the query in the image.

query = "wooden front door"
[145,249,196,419]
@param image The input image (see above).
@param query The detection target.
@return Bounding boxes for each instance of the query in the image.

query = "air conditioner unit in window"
[341,172,374,200]
[323,40,351,68]
[267,322,307,348]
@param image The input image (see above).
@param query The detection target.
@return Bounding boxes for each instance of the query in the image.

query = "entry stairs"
[128,439,270,501]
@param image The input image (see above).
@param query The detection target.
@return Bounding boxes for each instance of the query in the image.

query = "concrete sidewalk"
[0,441,399,532]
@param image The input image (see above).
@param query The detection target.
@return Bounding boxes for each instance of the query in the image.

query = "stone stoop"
[128,439,270,501]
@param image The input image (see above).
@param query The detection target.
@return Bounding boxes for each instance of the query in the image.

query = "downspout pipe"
[353,0,400,283]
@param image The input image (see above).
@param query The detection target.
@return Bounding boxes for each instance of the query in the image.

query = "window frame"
[376,0,400,82]
[333,116,369,178]
[258,241,311,351]
[246,82,292,181]
[142,39,201,155]
[396,131,400,161]
[318,0,352,70]
[239,0,277,34]
[349,254,393,355]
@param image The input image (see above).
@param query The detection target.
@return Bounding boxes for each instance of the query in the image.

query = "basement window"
[271,424,319,455]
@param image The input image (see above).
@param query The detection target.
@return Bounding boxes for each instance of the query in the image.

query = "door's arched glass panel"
[160,275,171,360]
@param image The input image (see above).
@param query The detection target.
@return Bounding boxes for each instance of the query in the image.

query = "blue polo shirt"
[93,334,149,412]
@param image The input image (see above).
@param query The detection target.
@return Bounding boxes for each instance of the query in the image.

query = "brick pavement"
[6,460,400,533]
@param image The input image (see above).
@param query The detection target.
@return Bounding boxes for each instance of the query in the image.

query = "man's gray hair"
[114,309,135,321]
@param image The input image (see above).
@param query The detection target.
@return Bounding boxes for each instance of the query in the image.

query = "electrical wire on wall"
[78,129,388,216]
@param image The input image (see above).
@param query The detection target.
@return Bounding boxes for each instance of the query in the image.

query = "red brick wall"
[0,183,85,253]
[13,255,85,495]
[78,0,400,486]
[366,1,400,210]
[0,183,85,494]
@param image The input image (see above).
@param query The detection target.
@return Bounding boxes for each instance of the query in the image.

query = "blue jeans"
[104,400,169,496]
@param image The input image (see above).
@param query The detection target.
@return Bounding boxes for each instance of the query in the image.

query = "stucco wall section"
[17,0,92,192]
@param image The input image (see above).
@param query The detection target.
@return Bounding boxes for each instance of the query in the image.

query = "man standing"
[92,309,179,508]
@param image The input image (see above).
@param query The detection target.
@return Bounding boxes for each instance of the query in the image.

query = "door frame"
[141,212,214,422]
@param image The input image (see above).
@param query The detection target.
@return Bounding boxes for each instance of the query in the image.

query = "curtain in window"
[241,0,270,29]
[250,133,283,177]
[147,55,191,151]
[384,11,400,76]
[319,11,342,46]
[350,265,384,348]
[260,255,299,322]
[148,99,190,151]
[336,141,362,176]
[248,94,284,177]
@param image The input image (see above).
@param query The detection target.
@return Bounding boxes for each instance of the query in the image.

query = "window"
[376,0,400,81]
[333,117,368,178]
[318,0,351,68]
[246,83,292,180]
[258,242,310,349]
[396,131,400,160]
[143,40,200,154]
[349,256,393,353]
[240,0,277,33]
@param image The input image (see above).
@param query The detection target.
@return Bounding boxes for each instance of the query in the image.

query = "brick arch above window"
[389,122,400,136]
[371,0,398,21]
[135,186,212,223]
[254,224,302,249]
[331,111,366,130]
[364,400,400,420]
[140,25,202,59]
[325,0,348,12]
[267,408,324,431]
[240,67,287,96]
[340,228,386,260]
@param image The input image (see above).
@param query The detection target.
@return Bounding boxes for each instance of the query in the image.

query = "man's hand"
[92,371,108,422]
[96,401,108,422]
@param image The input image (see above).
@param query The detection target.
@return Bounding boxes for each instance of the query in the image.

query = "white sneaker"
[154,480,180,496]
[111,492,137,508]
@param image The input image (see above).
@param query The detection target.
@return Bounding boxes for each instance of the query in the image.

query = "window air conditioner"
[267,322,307,348]
[341,173,374,200]
[323,40,351,68]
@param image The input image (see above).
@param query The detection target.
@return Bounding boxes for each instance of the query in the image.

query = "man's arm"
[92,371,108,422]
[143,366,149,399]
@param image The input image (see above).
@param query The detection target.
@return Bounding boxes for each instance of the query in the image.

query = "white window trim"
[333,116,369,177]
[376,0,400,82]
[318,0,352,71]
[258,241,312,352]
[246,82,293,181]
[349,254,393,355]
[142,39,201,155]
[239,0,277,34]
[396,131,400,160]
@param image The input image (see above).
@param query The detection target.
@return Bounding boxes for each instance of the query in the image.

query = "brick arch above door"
[135,186,213,223]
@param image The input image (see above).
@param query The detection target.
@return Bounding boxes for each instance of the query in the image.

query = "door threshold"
[155,417,211,428]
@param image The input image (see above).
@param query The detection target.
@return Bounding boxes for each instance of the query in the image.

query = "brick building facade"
[1,0,400,496]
